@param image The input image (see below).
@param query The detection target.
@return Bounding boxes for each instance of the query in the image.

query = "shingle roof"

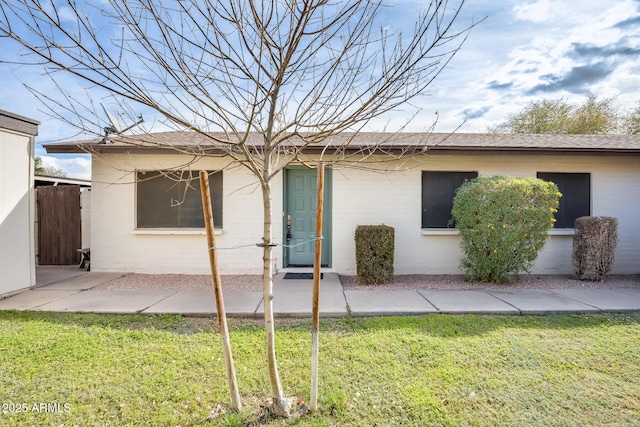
[44,131,640,155]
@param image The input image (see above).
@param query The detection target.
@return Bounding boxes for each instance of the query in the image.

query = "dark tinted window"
[422,171,478,228]
[137,170,222,228]
[537,172,590,228]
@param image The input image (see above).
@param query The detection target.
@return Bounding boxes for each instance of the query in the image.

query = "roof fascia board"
[0,110,40,136]
[45,143,640,156]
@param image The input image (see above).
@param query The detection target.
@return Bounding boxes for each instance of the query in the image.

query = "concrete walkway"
[2,268,640,317]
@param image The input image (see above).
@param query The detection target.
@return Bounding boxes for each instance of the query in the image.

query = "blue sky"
[1,0,639,179]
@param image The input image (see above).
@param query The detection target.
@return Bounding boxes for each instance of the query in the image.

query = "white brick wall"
[92,152,640,275]
[91,154,276,274]
[80,190,91,249]
[332,155,640,275]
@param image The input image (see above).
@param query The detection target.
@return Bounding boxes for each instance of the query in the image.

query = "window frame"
[421,170,478,229]
[135,170,223,229]
[536,172,591,229]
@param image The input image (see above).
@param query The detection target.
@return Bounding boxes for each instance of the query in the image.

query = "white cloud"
[40,156,91,180]
[57,6,78,23]
[2,0,639,137]
[464,0,640,130]
[513,0,553,23]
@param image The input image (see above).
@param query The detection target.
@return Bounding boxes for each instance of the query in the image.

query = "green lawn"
[1,311,639,426]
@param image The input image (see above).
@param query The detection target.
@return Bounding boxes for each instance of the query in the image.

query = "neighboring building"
[0,109,39,295]
[45,132,640,277]
[34,174,91,188]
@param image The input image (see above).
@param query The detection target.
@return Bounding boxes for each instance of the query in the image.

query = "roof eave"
[425,146,640,156]
[0,109,40,136]
[44,142,640,156]
[44,142,232,155]
[298,145,640,156]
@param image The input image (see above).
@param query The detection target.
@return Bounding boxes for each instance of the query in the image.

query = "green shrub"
[451,176,560,283]
[355,225,394,284]
[572,216,618,281]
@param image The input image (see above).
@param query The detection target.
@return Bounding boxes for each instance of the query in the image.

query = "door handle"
[286,214,292,241]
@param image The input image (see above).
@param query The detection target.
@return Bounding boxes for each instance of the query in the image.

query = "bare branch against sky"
[3,1,639,179]
[0,1,475,164]
[0,0,476,415]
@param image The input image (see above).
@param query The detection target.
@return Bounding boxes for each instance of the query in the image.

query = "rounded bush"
[451,176,560,283]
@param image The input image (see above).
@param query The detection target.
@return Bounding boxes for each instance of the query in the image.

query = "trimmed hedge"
[452,176,560,283]
[355,225,394,285]
[572,216,618,281]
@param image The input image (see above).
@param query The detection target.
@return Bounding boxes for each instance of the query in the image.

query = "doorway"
[283,167,332,267]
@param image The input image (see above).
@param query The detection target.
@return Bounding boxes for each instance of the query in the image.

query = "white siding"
[0,130,35,294]
[92,153,640,276]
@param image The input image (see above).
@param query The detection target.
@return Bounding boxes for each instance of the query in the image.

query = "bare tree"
[1,0,475,416]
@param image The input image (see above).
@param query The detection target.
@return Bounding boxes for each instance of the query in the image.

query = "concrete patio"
[1,266,639,317]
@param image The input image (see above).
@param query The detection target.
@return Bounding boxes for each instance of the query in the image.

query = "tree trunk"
[261,178,291,417]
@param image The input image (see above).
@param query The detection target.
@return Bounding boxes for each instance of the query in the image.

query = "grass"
[0,311,639,426]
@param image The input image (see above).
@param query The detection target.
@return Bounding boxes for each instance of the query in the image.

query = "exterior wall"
[92,152,640,276]
[0,128,35,294]
[332,154,640,275]
[91,154,282,274]
[81,189,91,249]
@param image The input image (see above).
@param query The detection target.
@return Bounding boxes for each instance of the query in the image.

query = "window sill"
[421,229,460,236]
[132,228,223,235]
[548,228,575,236]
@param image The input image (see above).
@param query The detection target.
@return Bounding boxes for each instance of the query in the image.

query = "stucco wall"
[91,152,640,276]
[0,129,35,294]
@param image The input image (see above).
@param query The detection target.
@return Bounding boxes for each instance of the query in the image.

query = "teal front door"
[284,167,332,267]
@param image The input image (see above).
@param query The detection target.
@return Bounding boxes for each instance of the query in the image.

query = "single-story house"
[1,109,39,296]
[45,132,640,277]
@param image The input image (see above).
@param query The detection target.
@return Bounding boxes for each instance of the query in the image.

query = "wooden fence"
[36,185,81,265]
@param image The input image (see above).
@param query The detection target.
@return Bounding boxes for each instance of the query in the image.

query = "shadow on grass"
[2,310,638,338]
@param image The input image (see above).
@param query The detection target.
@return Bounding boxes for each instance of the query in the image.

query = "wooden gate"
[37,185,81,265]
